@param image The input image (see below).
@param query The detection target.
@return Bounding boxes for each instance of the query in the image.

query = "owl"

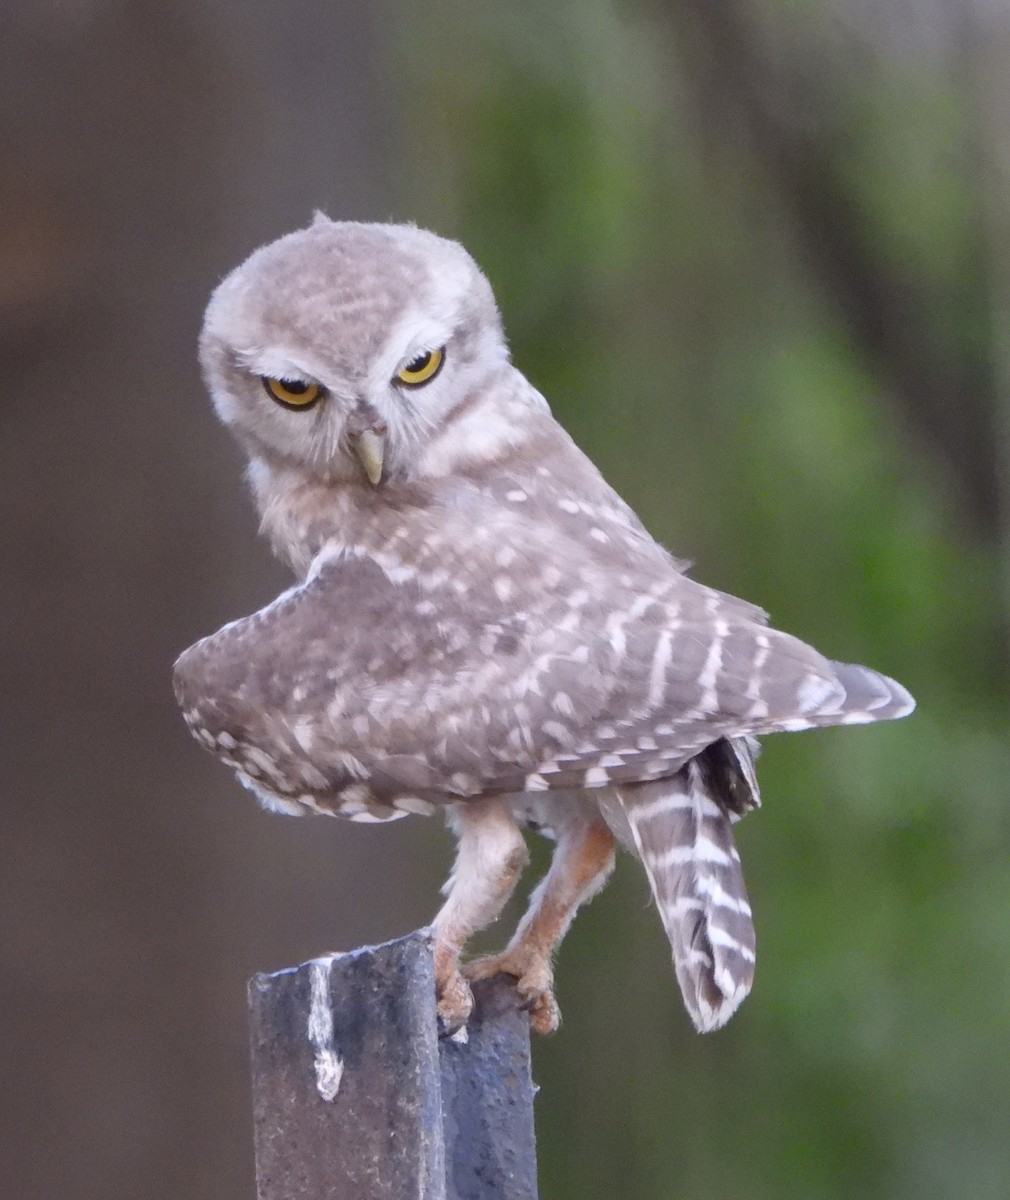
[175,217,915,1036]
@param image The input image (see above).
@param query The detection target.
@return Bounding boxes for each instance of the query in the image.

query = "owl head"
[199,217,509,485]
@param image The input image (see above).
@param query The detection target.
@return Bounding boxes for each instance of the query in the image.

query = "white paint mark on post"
[308,954,344,1102]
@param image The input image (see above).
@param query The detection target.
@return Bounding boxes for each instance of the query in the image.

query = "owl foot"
[464,948,560,1035]
[435,964,474,1037]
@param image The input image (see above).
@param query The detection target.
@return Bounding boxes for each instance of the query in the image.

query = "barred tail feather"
[619,757,756,1033]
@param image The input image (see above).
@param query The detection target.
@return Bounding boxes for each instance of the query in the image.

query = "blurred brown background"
[3,3,1008,1199]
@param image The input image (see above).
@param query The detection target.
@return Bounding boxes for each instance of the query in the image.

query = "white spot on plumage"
[424,567,450,590]
[797,672,841,713]
[627,593,659,621]
[250,784,306,816]
[779,717,815,732]
[839,710,875,725]
[695,626,726,713]
[557,609,581,633]
[244,746,279,777]
[605,612,627,657]
[335,752,369,780]
[648,629,674,708]
[349,809,401,823]
[394,796,437,816]
[291,717,317,753]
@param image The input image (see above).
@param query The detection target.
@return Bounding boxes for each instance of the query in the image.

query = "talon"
[436,967,473,1037]
[463,949,560,1035]
[526,989,561,1036]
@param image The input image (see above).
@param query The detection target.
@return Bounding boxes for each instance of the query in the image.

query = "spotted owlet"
[175,217,914,1036]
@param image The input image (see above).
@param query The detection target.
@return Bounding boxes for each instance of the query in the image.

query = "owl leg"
[465,812,616,1035]
[431,798,529,1035]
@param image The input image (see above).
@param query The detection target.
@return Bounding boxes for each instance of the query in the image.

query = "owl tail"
[619,740,759,1033]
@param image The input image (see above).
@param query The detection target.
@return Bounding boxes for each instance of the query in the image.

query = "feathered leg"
[465,812,616,1034]
[431,798,528,1033]
[619,756,756,1032]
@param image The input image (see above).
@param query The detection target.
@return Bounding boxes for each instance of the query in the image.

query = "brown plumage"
[175,218,915,1033]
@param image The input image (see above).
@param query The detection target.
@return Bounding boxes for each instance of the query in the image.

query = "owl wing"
[174,488,913,812]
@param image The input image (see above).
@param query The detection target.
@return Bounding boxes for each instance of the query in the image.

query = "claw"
[435,965,473,1038]
[463,948,560,1035]
[523,989,561,1036]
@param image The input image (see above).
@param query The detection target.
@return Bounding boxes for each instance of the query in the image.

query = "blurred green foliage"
[395,3,1010,1197]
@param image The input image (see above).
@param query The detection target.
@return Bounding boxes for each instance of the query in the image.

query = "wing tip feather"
[827,662,916,724]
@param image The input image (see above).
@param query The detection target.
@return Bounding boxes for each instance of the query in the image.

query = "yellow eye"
[394,346,444,387]
[262,377,323,410]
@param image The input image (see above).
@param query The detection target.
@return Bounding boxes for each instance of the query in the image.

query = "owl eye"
[394,346,444,387]
[262,376,323,410]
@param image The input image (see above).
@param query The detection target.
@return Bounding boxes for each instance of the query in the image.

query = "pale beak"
[351,426,386,486]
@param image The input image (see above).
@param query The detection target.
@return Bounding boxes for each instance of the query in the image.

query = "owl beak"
[349,426,386,485]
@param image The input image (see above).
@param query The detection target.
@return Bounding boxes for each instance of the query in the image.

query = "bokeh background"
[3,2,1009,1197]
